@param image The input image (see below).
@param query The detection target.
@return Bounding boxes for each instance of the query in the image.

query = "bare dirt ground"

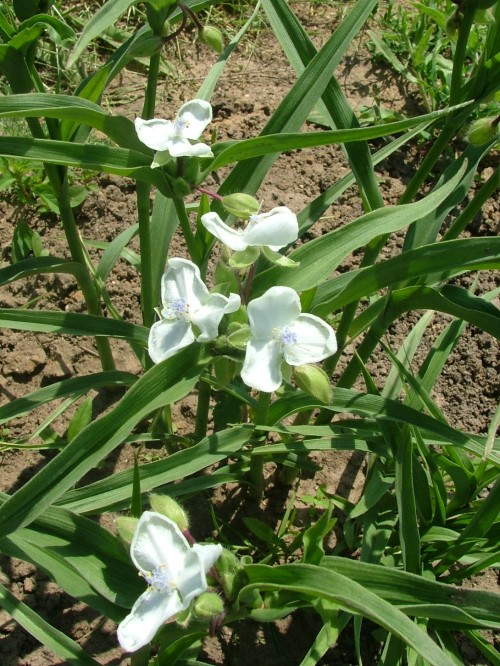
[0,2,498,664]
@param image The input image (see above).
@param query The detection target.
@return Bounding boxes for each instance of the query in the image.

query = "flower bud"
[213,356,238,385]
[115,516,138,544]
[445,13,461,37]
[216,549,247,601]
[192,592,224,621]
[221,193,260,218]
[467,118,499,146]
[149,494,189,530]
[225,324,251,350]
[293,364,333,404]
[172,177,192,198]
[199,26,224,54]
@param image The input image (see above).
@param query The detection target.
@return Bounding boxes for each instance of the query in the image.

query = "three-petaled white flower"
[148,258,240,363]
[241,286,337,393]
[135,99,213,167]
[118,512,222,652]
[201,206,298,252]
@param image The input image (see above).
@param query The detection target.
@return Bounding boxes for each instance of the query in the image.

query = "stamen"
[164,297,190,320]
[143,564,174,593]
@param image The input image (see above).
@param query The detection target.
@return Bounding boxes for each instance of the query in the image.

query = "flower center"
[164,297,190,321]
[143,564,175,593]
[280,326,298,346]
[175,118,191,136]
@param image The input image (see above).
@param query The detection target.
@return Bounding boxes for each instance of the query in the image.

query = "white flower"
[241,286,337,393]
[201,206,298,252]
[118,512,222,653]
[148,258,240,363]
[135,99,213,166]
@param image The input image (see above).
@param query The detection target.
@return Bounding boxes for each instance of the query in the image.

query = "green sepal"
[229,246,260,268]
[261,246,299,267]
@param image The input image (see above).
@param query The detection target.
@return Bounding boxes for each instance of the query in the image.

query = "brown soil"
[0,2,498,665]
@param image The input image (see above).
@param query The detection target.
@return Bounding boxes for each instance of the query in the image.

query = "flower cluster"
[138,100,336,388]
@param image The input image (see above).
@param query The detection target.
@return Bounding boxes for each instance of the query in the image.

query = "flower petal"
[192,292,241,342]
[134,118,176,151]
[148,319,195,364]
[167,138,213,158]
[244,206,298,250]
[192,543,223,575]
[161,258,208,311]
[177,99,212,140]
[176,548,209,607]
[247,286,301,339]
[283,314,337,366]
[201,212,249,251]
[131,512,190,576]
[241,337,283,392]
[117,588,183,652]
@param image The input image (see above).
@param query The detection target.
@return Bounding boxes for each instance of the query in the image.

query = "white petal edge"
[283,314,337,366]
[131,512,190,576]
[167,138,213,158]
[176,99,213,140]
[192,293,241,342]
[247,286,301,340]
[161,258,208,310]
[134,118,175,151]
[201,212,249,251]
[117,588,183,652]
[241,338,283,392]
[148,319,195,364]
[243,207,298,250]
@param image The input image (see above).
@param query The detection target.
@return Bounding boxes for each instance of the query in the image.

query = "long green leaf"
[57,425,254,514]
[217,0,378,196]
[311,237,500,315]
[0,308,149,342]
[210,104,468,170]
[0,344,210,536]
[0,93,145,150]
[252,161,466,295]
[0,371,136,425]
[244,563,456,666]
[321,557,500,627]
[0,583,99,666]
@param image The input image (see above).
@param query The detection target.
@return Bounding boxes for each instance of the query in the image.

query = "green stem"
[136,181,154,332]
[249,391,271,499]
[449,2,475,107]
[194,375,211,442]
[143,51,161,119]
[442,166,500,241]
[173,197,201,264]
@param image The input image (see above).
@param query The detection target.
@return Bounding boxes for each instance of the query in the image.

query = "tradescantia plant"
[0,0,499,664]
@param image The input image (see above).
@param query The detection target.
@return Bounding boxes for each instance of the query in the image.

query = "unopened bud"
[225,324,251,350]
[115,517,138,544]
[467,118,499,146]
[199,26,224,53]
[192,592,224,621]
[222,193,260,218]
[445,13,461,37]
[293,365,333,404]
[149,494,189,530]
[216,549,247,601]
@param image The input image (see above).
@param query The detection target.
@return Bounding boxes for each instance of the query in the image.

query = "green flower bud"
[199,26,224,54]
[192,592,224,621]
[225,324,251,350]
[229,246,260,269]
[115,516,138,544]
[216,549,247,601]
[172,177,192,198]
[213,356,239,385]
[293,364,333,404]
[445,13,461,37]
[467,118,499,146]
[149,494,189,530]
[221,193,260,218]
